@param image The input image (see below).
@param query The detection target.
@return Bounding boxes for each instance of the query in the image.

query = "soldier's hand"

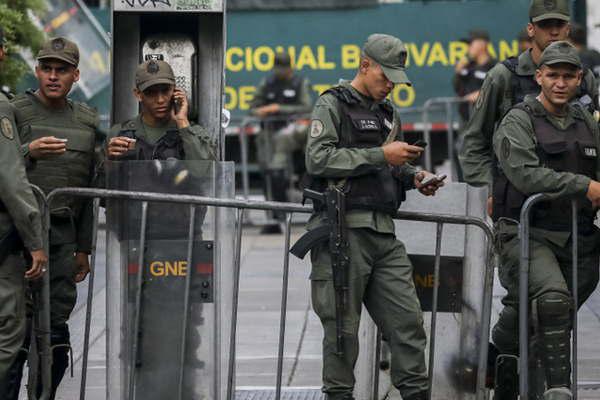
[463,90,481,104]
[382,141,423,166]
[171,88,190,128]
[26,249,47,280]
[586,180,600,208]
[107,137,135,158]
[74,252,91,283]
[28,136,67,159]
[255,103,280,118]
[415,171,445,196]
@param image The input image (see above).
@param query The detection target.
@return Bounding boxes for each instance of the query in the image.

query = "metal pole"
[445,101,456,181]
[79,198,101,400]
[422,101,433,172]
[275,213,293,400]
[372,330,382,400]
[427,222,443,399]
[177,205,197,400]
[476,240,496,399]
[518,193,546,399]
[239,120,251,201]
[571,200,578,400]
[128,201,148,400]
[227,208,245,400]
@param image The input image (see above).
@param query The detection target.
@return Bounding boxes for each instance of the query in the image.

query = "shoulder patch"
[310,119,324,138]
[0,117,15,140]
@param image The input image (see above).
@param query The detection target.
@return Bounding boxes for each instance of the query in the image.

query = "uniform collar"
[516,50,537,76]
[340,80,379,110]
[524,94,579,129]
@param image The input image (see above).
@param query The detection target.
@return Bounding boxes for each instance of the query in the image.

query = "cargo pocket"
[577,140,598,175]
[537,139,568,171]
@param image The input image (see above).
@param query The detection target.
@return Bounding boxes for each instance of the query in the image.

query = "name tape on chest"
[356,118,380,131]
[283,89,297,98]
[584,147,597,157]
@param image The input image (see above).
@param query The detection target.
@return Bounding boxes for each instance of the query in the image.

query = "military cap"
[37,37,79,67]
[529,0,570,23]
[538,41,582,69]
[363,34,411,86]
[135,60,176,91]
[460,29,490,44]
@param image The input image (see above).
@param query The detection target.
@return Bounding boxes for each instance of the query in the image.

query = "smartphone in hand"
[412,139,428,148]
[421,173,447,186]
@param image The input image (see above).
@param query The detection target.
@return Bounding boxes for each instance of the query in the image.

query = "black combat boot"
[493,354,518,400]
[404,391,428,400]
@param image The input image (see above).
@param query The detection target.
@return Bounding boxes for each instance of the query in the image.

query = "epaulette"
[322,86,360,105]
[501,57,519,74]
[72,101,99,129]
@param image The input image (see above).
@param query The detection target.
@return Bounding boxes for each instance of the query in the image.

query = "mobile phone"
[412,139,428,148]
[171,97,181,114]
[421,173,447,186]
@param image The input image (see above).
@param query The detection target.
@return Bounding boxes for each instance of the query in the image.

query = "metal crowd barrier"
[35,186,494,400]
[420,97,471,177]
[518,194,582,400]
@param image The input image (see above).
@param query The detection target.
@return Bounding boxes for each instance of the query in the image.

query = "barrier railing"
[518,195,582,399]
[420,97,471,178]
[35,186,494,399]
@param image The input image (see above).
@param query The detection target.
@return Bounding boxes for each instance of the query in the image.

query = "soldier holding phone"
[106,60,215,161]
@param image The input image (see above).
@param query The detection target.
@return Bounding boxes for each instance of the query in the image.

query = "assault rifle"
[290,187,349,355]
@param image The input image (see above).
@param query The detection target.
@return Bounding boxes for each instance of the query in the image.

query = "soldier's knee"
[535,291,572,329]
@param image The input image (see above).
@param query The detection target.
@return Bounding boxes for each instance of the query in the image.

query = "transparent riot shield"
[105,160,235,400]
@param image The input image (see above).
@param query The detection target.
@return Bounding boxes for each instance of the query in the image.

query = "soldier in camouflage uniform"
[492,42,600,400]
[459,0,598,207]
[0,24,47,398]
[6,37,100,400]
[250,51,313,232]
[304,34,444,400]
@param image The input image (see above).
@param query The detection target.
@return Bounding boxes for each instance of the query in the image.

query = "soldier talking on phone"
[106,59,216,161]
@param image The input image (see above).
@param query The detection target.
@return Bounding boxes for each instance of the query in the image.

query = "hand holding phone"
[421,173,447,186]
[412,139,428,148]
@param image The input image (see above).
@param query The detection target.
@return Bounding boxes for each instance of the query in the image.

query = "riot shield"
[105,160,235,400]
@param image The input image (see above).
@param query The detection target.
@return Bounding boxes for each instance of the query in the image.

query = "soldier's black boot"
[38,324,71,400]
[493,354,518,400]
[404,391,429,400]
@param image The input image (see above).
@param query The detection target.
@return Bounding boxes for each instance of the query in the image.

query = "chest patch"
[584,147,597,157]
[355,118,380,131]
[283,89,297,98]
[474,70,487,80]
[0,117,14,140]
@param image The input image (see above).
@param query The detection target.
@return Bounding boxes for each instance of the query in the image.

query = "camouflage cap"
[362,34,411,86]
[37,37,79,67]
[529,0,570,23]
[135,60,176,91]
[538,41,582,68]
